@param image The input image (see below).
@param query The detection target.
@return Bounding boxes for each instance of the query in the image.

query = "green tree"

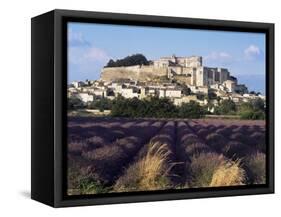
[111,96,177,118]
[111,96,130,117]
[251,98,265,111]
[111,96,207,119]
[214,99,236,115]
[139,97,177,118]
[238,98,265,120]
[178,101,205,118]
[68,95,83,109]
[88,98,112,111]
[105,54,149,67]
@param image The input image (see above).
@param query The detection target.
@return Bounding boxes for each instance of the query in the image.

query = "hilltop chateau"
[100,55,247,93]
[68,55,264,110]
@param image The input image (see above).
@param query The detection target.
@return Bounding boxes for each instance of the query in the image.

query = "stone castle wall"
[173,75,192,85]
[101,65,168,82]
[100,57,231,87]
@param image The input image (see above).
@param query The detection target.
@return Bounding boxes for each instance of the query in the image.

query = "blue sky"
[68,22,266,93]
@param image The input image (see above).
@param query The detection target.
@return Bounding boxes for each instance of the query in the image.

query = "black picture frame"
[31,9,274,207]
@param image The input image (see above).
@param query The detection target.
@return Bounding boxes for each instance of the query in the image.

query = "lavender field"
[67,117,266,195]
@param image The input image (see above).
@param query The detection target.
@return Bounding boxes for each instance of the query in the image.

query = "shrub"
[116,136,141,154]
[250,132,266,152]
[178,101,205,118]
[67,157,90,194]
[111,130,126,139]
[215,128,232,137]
[229,133,251,146]
[232,125,248,134]
[180,133,198,145]
[68,95,84,109]
[223,141,253,159]
[205,133,227,152]
[240,110,265,120]
[85,136,108,149]
[244,152,266,184]
[79,177,109,195]
[214,99,236,115]
[81,145,128,184]
[185,142,211,156]
[68,141,88,155]
[150,134,174,147]
[67,158,110,195]
[208,125,217,132]
[88,98,112,111]
[239,99,265,120]
[197,129,209,139]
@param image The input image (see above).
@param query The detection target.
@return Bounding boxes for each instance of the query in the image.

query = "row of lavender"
[177,121,265,187]
[67,118,166,194]
[67,117,266,195]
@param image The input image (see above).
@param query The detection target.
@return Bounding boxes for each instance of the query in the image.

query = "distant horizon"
[68,22,266,94]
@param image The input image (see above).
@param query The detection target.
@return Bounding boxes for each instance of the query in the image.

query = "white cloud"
[83,47,109,62]
[68,45,111,80]
[69,46,110,64]
[244,45,263,60]
[205,51,232,61]
[68,47,110,65]
[68,28,90,47]
[204,51,233,67]
[68,29,110,65]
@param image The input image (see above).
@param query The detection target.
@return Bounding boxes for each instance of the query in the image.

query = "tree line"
[213,98,265,120]
[105,54,150,68]
[69,95,265,120]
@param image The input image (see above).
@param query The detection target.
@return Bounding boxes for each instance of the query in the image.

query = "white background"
[0,0,279,216]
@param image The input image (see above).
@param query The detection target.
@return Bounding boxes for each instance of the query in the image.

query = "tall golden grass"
[189,152,245,187]
[210,160,245,187]
[114,142,174,192]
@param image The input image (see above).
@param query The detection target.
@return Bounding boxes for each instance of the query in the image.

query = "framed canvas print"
[31,9,274,207]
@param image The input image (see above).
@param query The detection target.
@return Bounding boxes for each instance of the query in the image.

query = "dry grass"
[185,142,211,156]
[245,152,266,184]
[189,152,245,188]
[68,141,88,155]
[189,153,225,187]
[114,142,173,192]
[210,160,245,187]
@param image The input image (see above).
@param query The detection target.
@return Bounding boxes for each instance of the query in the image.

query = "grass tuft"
[244,152,266,184]
[210,160,245,187]
[189,152,245,188]
[114,142,173,192]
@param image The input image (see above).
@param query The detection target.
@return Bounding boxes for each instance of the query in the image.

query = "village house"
[173,95,198,106]
[76,93,94,104]
[120,87,139,98]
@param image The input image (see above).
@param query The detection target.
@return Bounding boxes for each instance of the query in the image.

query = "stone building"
[223,80,236,93]
[100,55,246,94]
[153,55,230,87]
[153,55,202,68]
[159,88,182,98]
[76,93,94,103]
